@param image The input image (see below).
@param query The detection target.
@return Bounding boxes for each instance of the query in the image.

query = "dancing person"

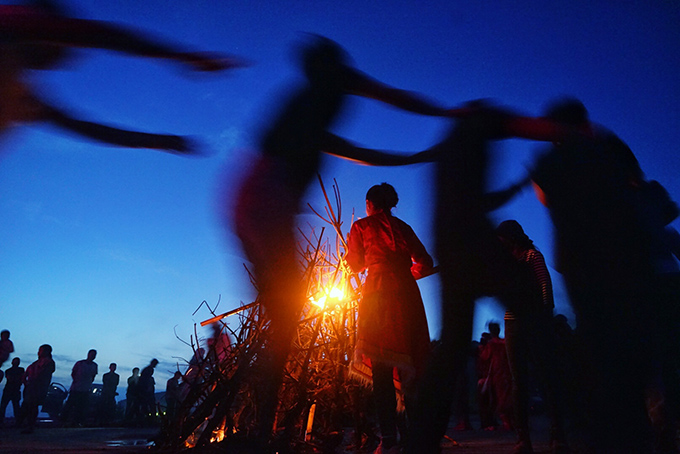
[344,182,434,453]
[496,220,570,454]
[19,344,55,433]
[0,357,24,427]
[227,35,453,451]
[530,98,656,453]
[0,1,246,153]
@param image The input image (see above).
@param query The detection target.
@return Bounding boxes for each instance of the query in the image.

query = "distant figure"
[62,349,98,427]
[0,330,14,368]
[165,371,182,420]
[476,332,496,431]
[125,367,141,423]
[344,182,434,452]
[228,34,452,448]
[19,344,55,433]
[0,1,246,153]
[97,363,119,426]
[139,359,158,418]
[0,357,24,427]
[496,219,569,454]
[477,322,513,431]
[530,98,656,453]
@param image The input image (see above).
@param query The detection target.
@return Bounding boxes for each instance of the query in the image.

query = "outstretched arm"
[322,132,442,166]
[0,5,246,72]
[36,97,196,153]
[343,66,455,117]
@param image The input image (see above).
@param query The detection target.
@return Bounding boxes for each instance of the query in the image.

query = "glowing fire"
[309,285,345,310]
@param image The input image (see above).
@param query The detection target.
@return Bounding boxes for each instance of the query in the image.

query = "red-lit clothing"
[345,211,433,384]
[478,336,513,425]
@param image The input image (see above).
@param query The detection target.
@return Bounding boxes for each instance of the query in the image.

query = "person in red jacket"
[345,182,434,454]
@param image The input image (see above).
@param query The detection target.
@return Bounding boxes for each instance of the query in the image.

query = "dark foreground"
[0,415,592,454]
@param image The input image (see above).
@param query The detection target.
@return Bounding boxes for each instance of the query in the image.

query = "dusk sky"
[1,1,679,396]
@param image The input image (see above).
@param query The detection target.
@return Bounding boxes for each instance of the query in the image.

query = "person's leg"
[505,318,533,452]
[372,362,398,449]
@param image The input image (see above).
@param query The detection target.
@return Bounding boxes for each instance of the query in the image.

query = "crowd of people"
[0,336,171,433]
[1,2,679,454]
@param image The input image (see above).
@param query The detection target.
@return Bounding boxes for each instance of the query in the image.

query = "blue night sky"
[1,1,679,393]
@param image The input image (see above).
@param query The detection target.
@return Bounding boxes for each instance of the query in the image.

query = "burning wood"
[155,178,374,452]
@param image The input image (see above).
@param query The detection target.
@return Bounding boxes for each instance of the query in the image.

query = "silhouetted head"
[150,359,159,368]
[109,363,116,372]
[544,97,589,126]
[366,183,399,215]
[87,349,97,361]
[0,330,9,340]
[298,35,351,86]
[132,367,140,375]
[174,371,182,379]
[496,220,534,251]
[38,344,52,358]
[11,357,20,366]
[488,322,501,338]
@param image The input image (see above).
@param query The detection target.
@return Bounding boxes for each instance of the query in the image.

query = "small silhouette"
[165,371,182,421]
[0,357,24,427]
[97,362,119,426]
[139,359,158,419]
[61,349,98,427]
[477,322,513,432]
[124,367,141,423]
[344,182,434,452]
[19,344,55,434]
[0,330,14,369]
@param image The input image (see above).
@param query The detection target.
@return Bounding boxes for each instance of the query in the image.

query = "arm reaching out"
[37,97,196,153]
[343,66,453,117]
[0,5,247,72]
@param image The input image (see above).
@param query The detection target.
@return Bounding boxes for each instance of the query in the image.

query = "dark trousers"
[0,389,20,425]
[505,314,566,444]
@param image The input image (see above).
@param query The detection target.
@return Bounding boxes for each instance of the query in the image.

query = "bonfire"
[156,177,373,453]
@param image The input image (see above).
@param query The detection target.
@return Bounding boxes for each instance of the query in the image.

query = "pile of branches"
[156,178,373,453]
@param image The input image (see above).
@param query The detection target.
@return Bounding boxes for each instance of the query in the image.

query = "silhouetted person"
[344,182,434,452]
[0,330,14,368]
[125,367,141,423]
[227,35,452,450]
[476,332,496,431]
[478,322,513,431]
[139,359,158,419]
[530,98,656,453]
[19,344,55,433]
[496,219,569,454]
[62,349,97,427]
[165,371,182,421]
[0,357,24,427]
[0,1,246,153]
[97,362,119,426]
